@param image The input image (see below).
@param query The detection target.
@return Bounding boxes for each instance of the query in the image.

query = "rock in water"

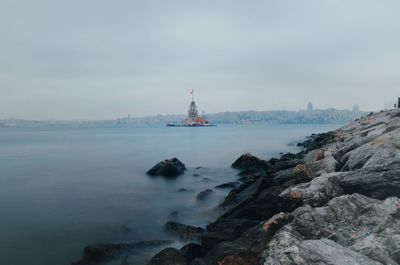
[231,153,270,176]
[196,189,215,201]
[146,248,186,265]
[146,158,186,177]
[164,221,205,241]
[72,240,174,265]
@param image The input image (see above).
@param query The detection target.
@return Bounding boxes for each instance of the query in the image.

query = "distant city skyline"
[1,1,400,119]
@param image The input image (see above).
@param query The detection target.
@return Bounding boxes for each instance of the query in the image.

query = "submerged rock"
[164,221,205,241]
[72,240,174,265]
[146,248,186,265]
[196,189,215,201]
[146,158,186,177]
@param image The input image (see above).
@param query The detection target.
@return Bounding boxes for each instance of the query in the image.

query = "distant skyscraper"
[352,105,360,113]
[307,102,314,112]
[398,97,400,109]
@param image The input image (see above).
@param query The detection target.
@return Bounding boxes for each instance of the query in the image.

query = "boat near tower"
[167,90,213,127]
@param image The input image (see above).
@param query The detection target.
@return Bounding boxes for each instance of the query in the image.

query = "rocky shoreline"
[74,109,400,265]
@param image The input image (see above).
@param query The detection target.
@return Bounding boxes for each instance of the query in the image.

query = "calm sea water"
[0,124,341,265]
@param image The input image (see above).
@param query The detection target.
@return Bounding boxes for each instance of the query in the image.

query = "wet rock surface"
[164,221,205,242]
[231,153,271,176]
[147,158,186,177]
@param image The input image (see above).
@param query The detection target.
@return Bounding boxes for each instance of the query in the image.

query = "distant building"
[352,105,360,113]
[183,90,210,126]
[307,102,314,112]
[398,97,400,109]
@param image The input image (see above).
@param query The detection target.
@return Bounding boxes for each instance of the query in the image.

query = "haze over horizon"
[1,0,399,120]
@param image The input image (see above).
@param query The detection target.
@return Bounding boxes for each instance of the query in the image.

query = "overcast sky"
[1,0,399,119]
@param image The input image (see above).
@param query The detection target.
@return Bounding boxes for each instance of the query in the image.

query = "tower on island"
[184,89,210,126]
[188,100,198,119]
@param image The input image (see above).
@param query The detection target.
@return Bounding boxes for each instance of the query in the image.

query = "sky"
[1,0,399,120]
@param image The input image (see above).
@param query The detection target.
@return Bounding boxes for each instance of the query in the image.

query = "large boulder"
[263,194,400,265]
[265,238,383,265]
[231,153,271,176]
[164,221,205,241]
[147,158,186,177]
[279,161,400,208]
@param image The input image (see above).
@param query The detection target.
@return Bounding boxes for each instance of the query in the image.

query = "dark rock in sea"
[72,240,174,265]
[146,158,186,177]
[176,188,194,192]
[231,153,271,176]
[215,182,240,189]
[120,226,132,233]
[146,247,186,265]
[168,211,179,220]
[200,177,211,182]
[192,173,200,177]
[297,131,335,151]
[201,213,292,265]
[164,221,205,241]
[201,218,259,253]
[180,243,202,264]
[196,189,214,201]
[219,177,275,214]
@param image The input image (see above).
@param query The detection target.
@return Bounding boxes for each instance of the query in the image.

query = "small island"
[167,90,213,127]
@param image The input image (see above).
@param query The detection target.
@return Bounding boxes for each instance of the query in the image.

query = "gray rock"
[264,238,383,265]
[263,194,400,265]
[146,158,186,177]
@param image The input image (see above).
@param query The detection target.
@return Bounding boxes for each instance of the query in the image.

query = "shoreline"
[74,109,400,265]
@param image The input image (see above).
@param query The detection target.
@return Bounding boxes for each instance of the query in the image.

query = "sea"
[0,123,342,265]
